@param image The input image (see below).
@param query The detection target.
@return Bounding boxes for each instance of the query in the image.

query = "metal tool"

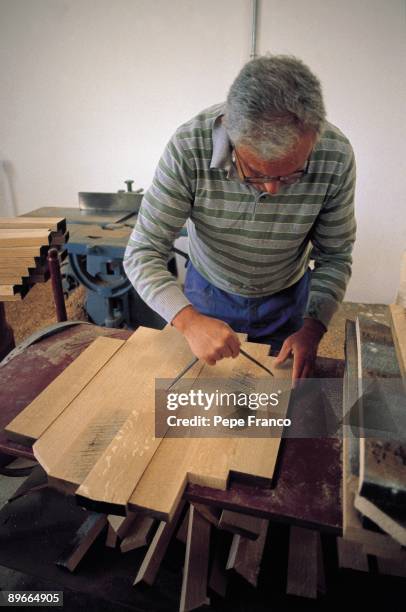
[166,356,199,390]
[239,348,274,376]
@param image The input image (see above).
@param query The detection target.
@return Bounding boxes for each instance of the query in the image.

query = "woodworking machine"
[24,181,188,329]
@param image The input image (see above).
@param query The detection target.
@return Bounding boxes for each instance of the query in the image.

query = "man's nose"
[263,180,281,194]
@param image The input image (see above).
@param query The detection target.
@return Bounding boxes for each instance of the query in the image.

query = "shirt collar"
[210,111,235,174]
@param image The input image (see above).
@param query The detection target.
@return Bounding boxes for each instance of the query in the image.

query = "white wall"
[1,0,405,304]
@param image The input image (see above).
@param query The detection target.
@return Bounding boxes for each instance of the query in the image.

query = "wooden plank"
[120,516,155,552]
[226,519,269,587]
[0,275,26,284]
[0,265,31,275]
[0,292,22,302]
[0,228,51,247]
[193,504,221,528]
[337,537,369,572]
[128,344,288,520]
[377,555,406,577]
[133,501,186,586]
[362,540,403,560]
[0,217,66,232]
[105,524,118,548]
[219,510,264,540]
[286,526,318,599]
[0,257,36,267]
[176,507,189,544]
[0,245,44,257]
[354,493,406,546]
[389,303,406,378]
[107,512,138,539]
[75,329,200,513]
[55,512,107,572]
[179,505,211,612]
[0,284,19,296]
[5,336,125,446]
[208,529,230,598]
[33,326,194,492]
[229,359,292,486]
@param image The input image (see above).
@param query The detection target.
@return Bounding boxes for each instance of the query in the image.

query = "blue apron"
[183,261,311,354]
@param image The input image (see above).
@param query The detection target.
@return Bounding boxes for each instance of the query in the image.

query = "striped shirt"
[123,103,356,329]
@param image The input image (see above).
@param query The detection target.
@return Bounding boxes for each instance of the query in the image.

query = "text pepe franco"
[165,388,291,429]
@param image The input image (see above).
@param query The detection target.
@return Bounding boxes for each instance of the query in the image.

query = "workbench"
[0,322,343,533]
[1,320,404,610]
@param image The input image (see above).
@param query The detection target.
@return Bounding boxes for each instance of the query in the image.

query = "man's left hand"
[274,318,326,383]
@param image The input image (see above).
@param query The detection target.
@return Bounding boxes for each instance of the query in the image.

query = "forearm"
[123,230,191,323]
[305,253,353,328]
[307,147,356,328]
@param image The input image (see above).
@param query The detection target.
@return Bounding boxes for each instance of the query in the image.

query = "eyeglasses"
[232,148,310,185]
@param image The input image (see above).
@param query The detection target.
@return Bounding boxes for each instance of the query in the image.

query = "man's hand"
[172,306,241,365]
[274,318,326,382]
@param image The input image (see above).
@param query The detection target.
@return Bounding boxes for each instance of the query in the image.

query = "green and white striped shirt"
[124,103,356,329]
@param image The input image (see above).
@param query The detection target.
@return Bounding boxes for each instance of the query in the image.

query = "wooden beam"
[377,555,406,578]
[208,530,230,598]
[0,275,26,284]
[0,228,51,247]
[55,512,107,572]
[0,284,20,297]
[354,494,406,546]
[0,292,22,301]
[226,519,269,587]
[133,501,186,586]
[0,245,44,257]
[286,526,318,599]
[193,504,221,528]
[105,524,118,548]
[179,505,211,612]
[0,257,36,267]
[219,510,264,540]
[120,516,155,553]
[107,513,138,539]
[337,537,369,572]
[0,216,66,233]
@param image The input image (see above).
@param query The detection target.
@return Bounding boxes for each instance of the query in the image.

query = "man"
[124,55,356,381]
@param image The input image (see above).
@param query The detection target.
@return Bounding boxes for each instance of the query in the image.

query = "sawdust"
[318,302,390,360]
[4,285,388,361]
[4,282,88,345]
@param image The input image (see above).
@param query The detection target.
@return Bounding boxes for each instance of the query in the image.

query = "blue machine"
[25,183,188,329]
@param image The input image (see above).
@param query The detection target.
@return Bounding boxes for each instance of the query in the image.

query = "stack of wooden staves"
[0,217,68,301]
[6,325,293,611]
[340,294,406,578]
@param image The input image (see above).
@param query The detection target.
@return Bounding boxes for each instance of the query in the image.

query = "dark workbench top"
[0,323,344,533]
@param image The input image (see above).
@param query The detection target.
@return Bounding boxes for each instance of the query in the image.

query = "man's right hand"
[172,305,241,365]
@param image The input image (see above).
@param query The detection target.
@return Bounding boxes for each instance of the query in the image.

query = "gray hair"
[224,55,326,159]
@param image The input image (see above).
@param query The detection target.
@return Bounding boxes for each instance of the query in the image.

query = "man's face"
[235,131,316,195]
